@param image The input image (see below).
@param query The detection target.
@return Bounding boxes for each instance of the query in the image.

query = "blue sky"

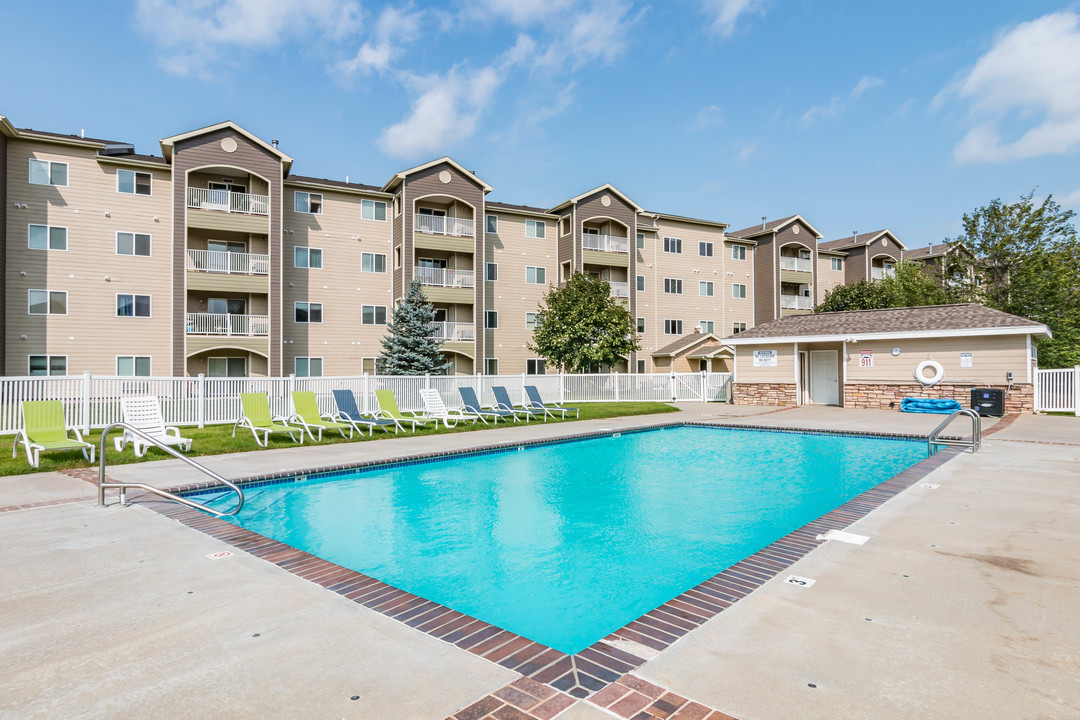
[3,1,1079,246]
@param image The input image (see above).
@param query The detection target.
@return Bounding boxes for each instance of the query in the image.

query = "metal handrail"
[98,422,244,517]
[927,409,982,455]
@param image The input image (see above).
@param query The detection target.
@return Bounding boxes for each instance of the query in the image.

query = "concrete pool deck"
[1,406,1076,718]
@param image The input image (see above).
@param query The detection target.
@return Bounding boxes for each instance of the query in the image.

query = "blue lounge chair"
[491,386,544,422]
[332,389,398,435]
[524,385,580,420]
[458,386,517,424]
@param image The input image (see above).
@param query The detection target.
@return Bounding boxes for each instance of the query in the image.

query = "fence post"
[521,372,527,405]
[81,371,92,434]
[614,371,620,402]
[701,370,707,402]
[362,373,370,414]
[669,372,677,402]
[559,371,565,404]
[1074,366,1080,417]
[286,373,295,415]
[197,373,206,428]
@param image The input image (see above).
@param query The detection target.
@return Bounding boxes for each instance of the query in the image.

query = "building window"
[117,170,151,196]
[732,283,747,299]
[484,358,499,375]
[361,305,386,325]
[732,322,747,334]
[485,310,498,329]
[636,275,645,291]
[636,233,645,250]
[394,247,402,268]
[28,290,67,315]
[485,215,498,234]
[29,355,67,376]
[116,294,151,317]
[485,262,498,281]
[293,191,323,214]
[699,241,713,257]
[29,158,67,186]
[362,199,387,221]
[664,319,683,335]
[360,357,377,374]
[294,246,323,269]
[526,219,546,238]
[637,317,645,333]
[636,359,646,373]
[526,266,547,284]
[295,302,323,323]
[525,312,538,330]
[527,359,546,375]
[294,357,323,377]
[732,245,747,261]
[663,237,682,254]
[361,252,386,273]
[700,321,714,333]
[116,232,151,256]
[28,224,67,251]
[117,356,151,376]
[699,281,714,296]
[663,278,683,295]
[208,357,246,377]
[831,257,843,271]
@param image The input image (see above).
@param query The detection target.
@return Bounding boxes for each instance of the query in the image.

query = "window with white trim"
[117,170,151,196]
[294,357,323,377]
[295,302,323,323]
[526,219,546,238]
[362,199,387,221]
[28,290,67,315]
[663,236,682,254]
[485,310,498,329]
[664,319,683,335]
[117,356,151,376]
[732,322,747,334]
[636,233,645,250]
[361,252,386,273]
[700,321,714,333]
[484,358,499,375]
[29,355,67,376]
[485,215,498,234]
[29,158,67,186]
[732,283,747,298]
[361,305,386,325]
[28,224,67,251]
[525,312,538,331]
[699,241,713,257]
[699,281,714,297]
[294,246,323,269]
[525,266,547,284]
[116,232,151,256]
[362,357,378,374]
[636,275,645,291]
[636,359,646,373]
[831,257,843,271]
[293,191,322,214]
[663,278,683,294]
[527,358,546,375]
[731,245,747,261]
[637,317,645,333]
[116,294,151,317]
[485,262,498,281]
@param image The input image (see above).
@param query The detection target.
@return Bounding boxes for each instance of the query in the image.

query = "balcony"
[583,234,629,254]
[414,215,474,238]
[187,187,269,215]
[427,321,475,341]
[780,256,813,272]
[871,267,896,281]
[415,267,475,288]
[780,295,813,310]
[187,249,269,275]
[608,281,630,298]
[186,313,269,336]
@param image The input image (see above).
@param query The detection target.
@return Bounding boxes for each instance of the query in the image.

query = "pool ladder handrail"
[927,409,982,455]
[97,422,244,517]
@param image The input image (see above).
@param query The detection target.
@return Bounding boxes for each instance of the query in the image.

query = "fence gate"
[1035,367,1079,415]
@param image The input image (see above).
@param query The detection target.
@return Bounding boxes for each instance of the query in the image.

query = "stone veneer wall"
[844,383,1034,414]
[734,382,798,406]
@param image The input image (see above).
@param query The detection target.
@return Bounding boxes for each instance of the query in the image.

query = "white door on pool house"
[809,350,839,405]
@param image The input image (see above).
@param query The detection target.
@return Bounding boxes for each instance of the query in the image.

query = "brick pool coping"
[119,421,967,715]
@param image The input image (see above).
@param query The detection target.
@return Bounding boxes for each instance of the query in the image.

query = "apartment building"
[817,230,905,284]
[727,215,824,322]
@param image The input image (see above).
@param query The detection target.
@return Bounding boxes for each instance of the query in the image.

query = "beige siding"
[845,335,1028,386]
[5,140,173,374]
[724,239,755,337]
[735,343,797,383]
[816,254,845,299]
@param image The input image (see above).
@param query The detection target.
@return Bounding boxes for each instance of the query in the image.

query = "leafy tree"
[817,260,953,312]
[528,272,640,372]
[377,280,451,375]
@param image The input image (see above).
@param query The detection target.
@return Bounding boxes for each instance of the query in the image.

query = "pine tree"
[377,280,452,375]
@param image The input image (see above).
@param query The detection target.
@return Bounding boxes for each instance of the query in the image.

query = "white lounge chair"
[115,396,192,457]
[419,388,479,429]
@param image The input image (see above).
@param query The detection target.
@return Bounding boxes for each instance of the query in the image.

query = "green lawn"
[1,401,679,477]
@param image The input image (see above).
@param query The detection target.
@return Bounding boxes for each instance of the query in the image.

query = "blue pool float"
[900,397,962,414]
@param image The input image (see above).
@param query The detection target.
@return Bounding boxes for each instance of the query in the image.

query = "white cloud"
[948,11,1080,164]
[734,140,757,164]
[135,0,360,76]
[466,0,576,25]
[801,75,884,126]
[334,7,423,77]
[534,0,640,70]
[692,104,724,131]
[699,0,765,38]
[1060,189,1080,208]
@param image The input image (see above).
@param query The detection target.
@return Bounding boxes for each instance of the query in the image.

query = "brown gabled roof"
[652,331,723,357]
[902,243,955,261]
[17,127,120,145]
[120,153,167,164]
[819,230,906,252]
[727,215,799,239]
[686,344,733,358]
[487,201,553,215]
[723,304,1047,342]
[287,175,384,193]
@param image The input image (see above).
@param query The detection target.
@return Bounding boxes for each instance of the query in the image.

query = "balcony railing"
[583,234,629,254]
[186,249,269,275]
[780,295,813,310]
[187,187,269,216]
[414,215,475,237]
[414,266,475,288]
[871,267,896,281]
[427,321,475,341]
[186,313,270,336]
[780,256,813,272]
[608,281,630,298]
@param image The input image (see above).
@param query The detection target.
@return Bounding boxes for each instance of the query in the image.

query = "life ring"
[915,359,944,386]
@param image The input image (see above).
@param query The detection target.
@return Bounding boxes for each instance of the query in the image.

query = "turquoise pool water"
[190,426,925,654]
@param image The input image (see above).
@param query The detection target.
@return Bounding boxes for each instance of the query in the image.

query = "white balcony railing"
[414,215,475,237]
[186,313,270,336]
[780,256,813,272]
[871,267,896,281]
[187,187,269,216]
[414,266,475,288]
[583,234,629,254]
[608,281,630,298]
[780,295,813,310]
[427,321,475,341]
[186,249,270,275]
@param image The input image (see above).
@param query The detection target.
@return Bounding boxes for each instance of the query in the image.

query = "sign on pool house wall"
[859,349,874,368]
[753,350,778,367]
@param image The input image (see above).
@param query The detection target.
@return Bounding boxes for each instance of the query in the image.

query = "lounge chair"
[458,386,517,424]
[289,391,355,442]
[373,389,437,432]
[233,393,303,446]
[491,386,544,422]
[115,395,192,457]
[419,388,479,428]
[332,389,397,435]
[13,400,95,468]
[524,385,580,420]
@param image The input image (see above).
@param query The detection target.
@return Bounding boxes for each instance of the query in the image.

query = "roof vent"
[761,216,767,230]
[99,143,135,156]
[852,230,858,243]
[272,139,279,148]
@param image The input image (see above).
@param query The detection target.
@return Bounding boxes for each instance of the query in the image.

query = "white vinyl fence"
[1035,366,1080,415]
[0,371,733,435]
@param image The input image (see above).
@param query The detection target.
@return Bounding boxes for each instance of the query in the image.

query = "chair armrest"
[164,425,184,438]
[71,428,87,443]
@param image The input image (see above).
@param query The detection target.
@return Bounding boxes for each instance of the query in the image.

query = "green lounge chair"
[13,400,95,468]
[289,391,354,442]
[373,389,436,432]
[233,393,303,446]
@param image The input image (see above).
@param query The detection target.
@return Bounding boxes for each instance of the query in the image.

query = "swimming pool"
[189,425,925,654]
